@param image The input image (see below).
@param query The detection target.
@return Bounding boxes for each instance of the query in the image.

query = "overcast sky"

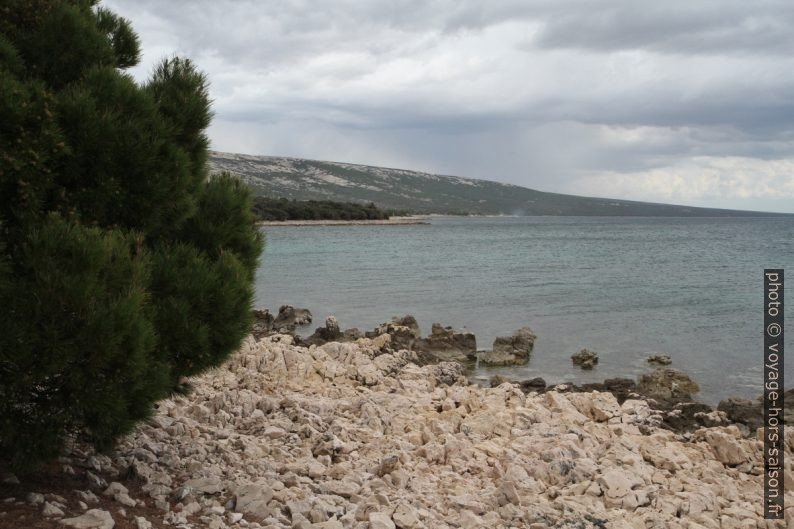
[104,0,794,212]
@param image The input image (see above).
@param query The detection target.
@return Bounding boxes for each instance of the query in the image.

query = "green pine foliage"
[252,196,391,221]
[0,0,263,470]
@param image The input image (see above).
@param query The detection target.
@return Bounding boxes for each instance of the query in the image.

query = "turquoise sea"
[255,216,793,404]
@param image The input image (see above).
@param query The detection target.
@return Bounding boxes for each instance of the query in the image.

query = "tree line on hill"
[251,196,397,221]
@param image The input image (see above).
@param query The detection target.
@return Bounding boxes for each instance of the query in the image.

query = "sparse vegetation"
[213,152,792,217]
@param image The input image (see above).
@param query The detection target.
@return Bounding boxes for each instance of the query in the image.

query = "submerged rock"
[571,348,599,370]
[480,327,536,366]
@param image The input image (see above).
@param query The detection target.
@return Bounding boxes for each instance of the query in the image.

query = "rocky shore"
[2,325,792,529]
[253,310,787,436]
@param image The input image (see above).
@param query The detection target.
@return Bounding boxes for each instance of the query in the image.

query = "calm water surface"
[255,216,794,404]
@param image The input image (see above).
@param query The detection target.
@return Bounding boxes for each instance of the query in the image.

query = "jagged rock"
[637,368,699,398]
[75,490,99,504]
[646,354,672,365]
[85,471,106,489]
[324,315,340,335]
[234,483,274,521]
[59,509,115,529]
[251,309,275,339]
[392,315,421,337]
[319,480,360,498]
[46,493,68,504]
[366,316,421,351]
[490,374,513,387]
[26,492,45,504]
[571,348,598,369]
[342,327,363,341]
[392,503,420,529]
[597,470,645,510]
[102,483,135,508]
[567,391,621,422]
[717,397,763,432]
[42,501,65,517]
[306,316,365,346]
[481,327,536,366]
[696,428,749,465]
[578,378,636,404]
[458,510,484,529]
[519,377,547,393]
[376,455,400,477]
[431,361,466,386]
[415,323,476,363]
[273,304,312,331]
[369,512,396,529]
[496,481,521,506]
[134,517,152,529]
[252,305,312,338]
[183,476,223,495]
[660,401,718,432]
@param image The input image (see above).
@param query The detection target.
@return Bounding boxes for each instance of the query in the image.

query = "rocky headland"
[1,313,791,529]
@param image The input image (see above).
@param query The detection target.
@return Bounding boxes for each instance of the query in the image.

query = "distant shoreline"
[256,216,429,226]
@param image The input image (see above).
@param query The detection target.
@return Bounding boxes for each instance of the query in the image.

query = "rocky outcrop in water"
[306,316,363,346]
[637,368,700,399]
[571,348,599,370]
[365,316,421,351]
[646,354,672,366]
[479,327,536,366]
[252,305,313,338]
[415,323,476,364]
[362,317,476,365]
[273,305,312,330]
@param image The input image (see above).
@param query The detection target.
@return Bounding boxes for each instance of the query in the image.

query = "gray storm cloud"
[104,0,794,212]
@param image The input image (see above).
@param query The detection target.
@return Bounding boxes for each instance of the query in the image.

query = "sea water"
[255,216,794,404]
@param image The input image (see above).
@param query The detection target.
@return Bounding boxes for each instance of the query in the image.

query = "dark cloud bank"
[105,0,794,212]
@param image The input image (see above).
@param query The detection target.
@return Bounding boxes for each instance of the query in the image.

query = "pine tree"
[0,0,263,469]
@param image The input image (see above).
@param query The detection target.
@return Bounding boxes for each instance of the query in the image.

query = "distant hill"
[210,151,790,217]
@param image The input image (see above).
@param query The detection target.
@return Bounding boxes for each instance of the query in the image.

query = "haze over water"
[256,216,793,404]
